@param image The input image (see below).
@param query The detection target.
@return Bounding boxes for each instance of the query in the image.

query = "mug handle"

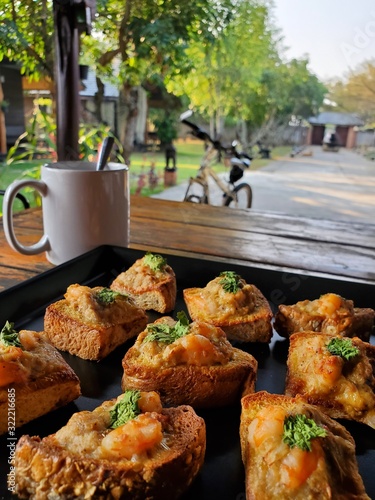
[2,179,50,256]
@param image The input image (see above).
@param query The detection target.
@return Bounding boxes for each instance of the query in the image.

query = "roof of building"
[308,111,364,127]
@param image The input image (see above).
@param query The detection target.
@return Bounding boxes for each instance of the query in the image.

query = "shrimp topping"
[138,391,163,414]
[0,360,27,387]
[280,440,323,489]
[101,413,163,460]
[163,333,228,366]
[64,284,138,324]
[248,405,324,489]
[305,293,344,317]
[248,405,286,449]
[19,330,40,350]
[0,342,26,387]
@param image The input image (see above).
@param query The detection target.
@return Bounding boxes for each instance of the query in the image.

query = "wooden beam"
[53,0,81,160]
[0,80,7,154]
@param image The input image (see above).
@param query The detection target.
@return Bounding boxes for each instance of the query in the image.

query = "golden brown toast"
[110,253,177,313]
[44,284,148,360]
[240,391,370,499]
[0,324,80,434]
[122,315,257,408]
[12,391,206,499]
[274,293,374,341]
[183,271,272,343]
[285,332,375,427]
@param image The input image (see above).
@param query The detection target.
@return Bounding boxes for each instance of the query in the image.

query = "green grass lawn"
[0,142,291,214]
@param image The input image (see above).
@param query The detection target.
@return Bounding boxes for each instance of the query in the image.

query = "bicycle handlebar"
[181,118,252,163]
[181,119,213,143]
[181,119,228,151]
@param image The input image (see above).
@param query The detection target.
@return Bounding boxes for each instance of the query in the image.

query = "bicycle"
[180,111,253,209]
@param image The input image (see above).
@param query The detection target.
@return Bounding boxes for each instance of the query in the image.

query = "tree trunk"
[237,120,249,150]
[118,83,139,165]
[94,77,104,123]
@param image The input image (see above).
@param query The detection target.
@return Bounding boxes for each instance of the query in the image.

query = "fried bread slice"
[122,315,257,408]
[110,253,177,313]
[12,391,206,499]
[183,271,272,343]
[240,391,369,499]
[0,323,80,434]
[274,293,374,341]
[44,284,148,360]
[285,332,375,427]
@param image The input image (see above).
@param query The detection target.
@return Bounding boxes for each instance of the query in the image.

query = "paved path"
[152,146,375,224]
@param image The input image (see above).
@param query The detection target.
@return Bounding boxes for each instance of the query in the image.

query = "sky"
[273,0,375,81]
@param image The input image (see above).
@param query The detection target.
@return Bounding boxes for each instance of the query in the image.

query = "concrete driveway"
[152,146,375,224]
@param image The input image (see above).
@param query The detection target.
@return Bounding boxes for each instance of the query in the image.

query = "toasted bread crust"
[12,405,206,499]
[0,378,80,435]
[0,332,81,434]
[220,318,272,343]
[274,294,374,341]
[122,347,257,408]
[110,258,177,313]
[285,332,375,427]
[240,391,370,500]
[44,286,148,360]
[183,279,272,343]
[44,306,147,360]
[122,317,257,408]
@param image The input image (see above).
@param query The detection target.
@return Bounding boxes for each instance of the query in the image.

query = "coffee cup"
[2,161,129,265]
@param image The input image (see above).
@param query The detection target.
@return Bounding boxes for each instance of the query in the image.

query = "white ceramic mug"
[2,161,129,265]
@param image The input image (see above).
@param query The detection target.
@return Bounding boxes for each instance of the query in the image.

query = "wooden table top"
[0,195,374,292]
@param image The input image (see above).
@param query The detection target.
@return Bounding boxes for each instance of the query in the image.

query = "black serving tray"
[0,245,374,499]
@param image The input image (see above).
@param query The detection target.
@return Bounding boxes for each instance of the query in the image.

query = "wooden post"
[0,79,7,154]
[53,1,80,160]
[53,1,95,161]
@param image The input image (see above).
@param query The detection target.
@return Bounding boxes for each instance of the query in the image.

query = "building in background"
[307,112,364,148]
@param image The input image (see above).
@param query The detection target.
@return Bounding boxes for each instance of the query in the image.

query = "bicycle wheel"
[224,183,252,209]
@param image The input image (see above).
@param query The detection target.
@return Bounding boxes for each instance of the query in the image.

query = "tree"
[0,0,327,159]
[82,0,234,163]
[0,0,54,80]
[167,0,280,137]
[260,58,327,121]
[1,0,234,162]
[166,1,326,146]
[327,61,375,125]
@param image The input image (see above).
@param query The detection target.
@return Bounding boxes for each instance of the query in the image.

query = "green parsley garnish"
[283,414,327,452]
[109,390,141,429]
[327,338,359,361]
[95,288,121,306]
[0,321,22,349]
[144,252,167,272]
[219,271,242,293]
[144,311,190,344]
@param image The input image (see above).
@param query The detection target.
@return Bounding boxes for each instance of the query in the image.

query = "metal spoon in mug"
[96,136,115,171]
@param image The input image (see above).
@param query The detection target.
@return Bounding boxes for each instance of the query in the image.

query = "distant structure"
[307,112,364,148]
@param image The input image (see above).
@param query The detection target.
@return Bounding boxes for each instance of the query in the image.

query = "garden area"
[0,139,290,215]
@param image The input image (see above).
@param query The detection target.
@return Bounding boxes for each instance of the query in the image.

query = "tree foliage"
[166,0,326,143]
[167,1,279,128]
[82,0,235,161]
[327,61,375,125]
[0,0,54,79]
[0,0,328,157]
[261,58,327,121]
